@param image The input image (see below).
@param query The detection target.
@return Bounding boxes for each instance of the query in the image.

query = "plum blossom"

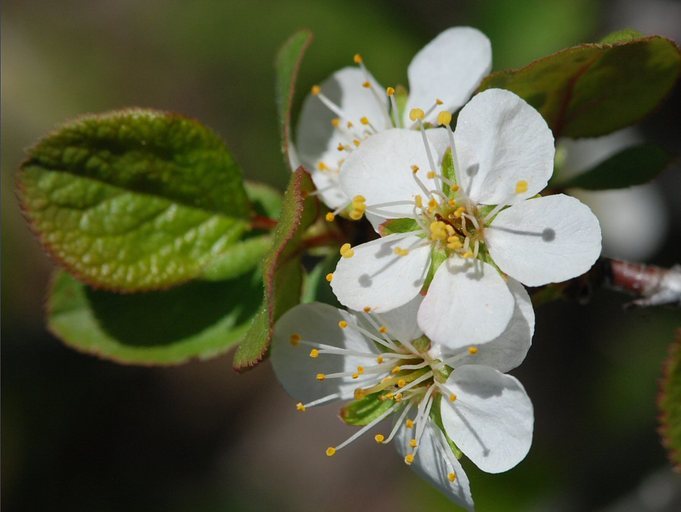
[293,27,492,212]
[271,288,534,511]
[329,88,602,349]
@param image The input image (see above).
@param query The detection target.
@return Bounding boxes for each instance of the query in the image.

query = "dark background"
[3,1,681,510]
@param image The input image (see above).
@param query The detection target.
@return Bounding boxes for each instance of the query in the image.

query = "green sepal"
[47,268,261,366]
[394,85,409,127]
[424,245,447,289]
[430,395,463,459]
[658,329,681,471]
[340,392,394,426]
[600,29,643,44]
[441,147,457,197]
[479,35,681,138]
[379,218,420,236]
[17,109,251,292]
[559,144,674,190]
[233,169,319,371]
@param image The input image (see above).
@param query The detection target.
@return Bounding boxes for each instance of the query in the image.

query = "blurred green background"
[3,1,681,510]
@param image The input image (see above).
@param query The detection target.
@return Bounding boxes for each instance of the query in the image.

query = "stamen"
[386,86,399,127]
[290,333,301,346]
[325,212,335,222]
[340,243,355,258]
[316,373,326,381]
[468,346,479,355]
[374,434,385,443]
[309,349,319,358]
[329,402,397,453]
[299,393,341,410]
[437,111,452,126]
[311,85,346,118]
[325,273,334,282]
[515,180,528,194]
[338,320,348,329]
[383,403,414,443]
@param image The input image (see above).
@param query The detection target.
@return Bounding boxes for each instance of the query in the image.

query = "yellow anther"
[353,53,363,64]
[394,393,403,401]
[454,206,466,218]
[447,237,463,250]
[331,117,341,127]
[448,472,457,482]
[448,198,457,207]
[515,180,528,194]
[430,220,448,241]
[349,209,364,221]
[347,121,354,128]
[290,333,301,346]
[316,373,326,381]
[406,419,415,429]
[393,247,410,257]
[325,273,334,282]
[411,164,419,174]
[326,447,336,457]
[379,326,388,334]
[352,139,361,147]
[409,108,425,121]
[404,454,415,465]
[309,349,319,359]
[296,402,306,412]
[337,143,345,151]
[340,243,354,258]
[427,171,436,179]
[384,392,394,400]
[362,81,371,88]
[428,198,439,211]
[352,372,359,379]
[354,388,366,400]
[437,111,452,126]
[391,366,402,374]
[436,98,444,105]
[449,393,457,402]
[360,116,369,125]
[386,86,395,96]
[462,251,473,259]
[374,434,385,443]
[468,346,479,355]
[363,306,372,313]
[357,366,365,374]
[317,162,328,171]
[338,320,348,329]
[325,212,335,222]
[451,184,460,192]
[376,356,384,364]
[397,378,407,388]
[414,195,423,208]
[311,85,321,95]
[409,438,418,448]
[352,195,366,205]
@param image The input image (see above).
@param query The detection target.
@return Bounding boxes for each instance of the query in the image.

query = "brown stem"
[533,257,681,308]
[250,215,278,231]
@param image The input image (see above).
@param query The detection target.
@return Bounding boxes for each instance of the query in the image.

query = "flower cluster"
[274,26,602,509]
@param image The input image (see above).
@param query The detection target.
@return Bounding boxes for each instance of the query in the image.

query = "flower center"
[288,309,480,465]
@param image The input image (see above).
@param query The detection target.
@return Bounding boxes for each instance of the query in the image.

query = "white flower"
[294,27,492,212]
[271,287,534,511]
[329,88,602,349]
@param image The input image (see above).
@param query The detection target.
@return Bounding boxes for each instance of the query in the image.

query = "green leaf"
[275,30,313,169]
[340,393,394,426]
[658,329,681,471]
[302,252,341,306]
[600,29,643,44]
[17,109,251,292]
[379,218,420,236]
[245,181,283,219]
[47,269,261,365]
[560,144,674,190]
[479,35,681,138]
[201,235,272,281]
[233,169,318,371]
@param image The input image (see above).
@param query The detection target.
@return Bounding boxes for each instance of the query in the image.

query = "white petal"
[486,194,602,286]
[418,258,514,349]
[406,26,492,124]
[394,420,474,511]
[339,128,450,218]
[271,303,379,403]
[436,278,533,373]
[441,365,533,473]
[296,67,388,209]
[365,294,424,344]
[454,89,555,205]
[331,234,431,313]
